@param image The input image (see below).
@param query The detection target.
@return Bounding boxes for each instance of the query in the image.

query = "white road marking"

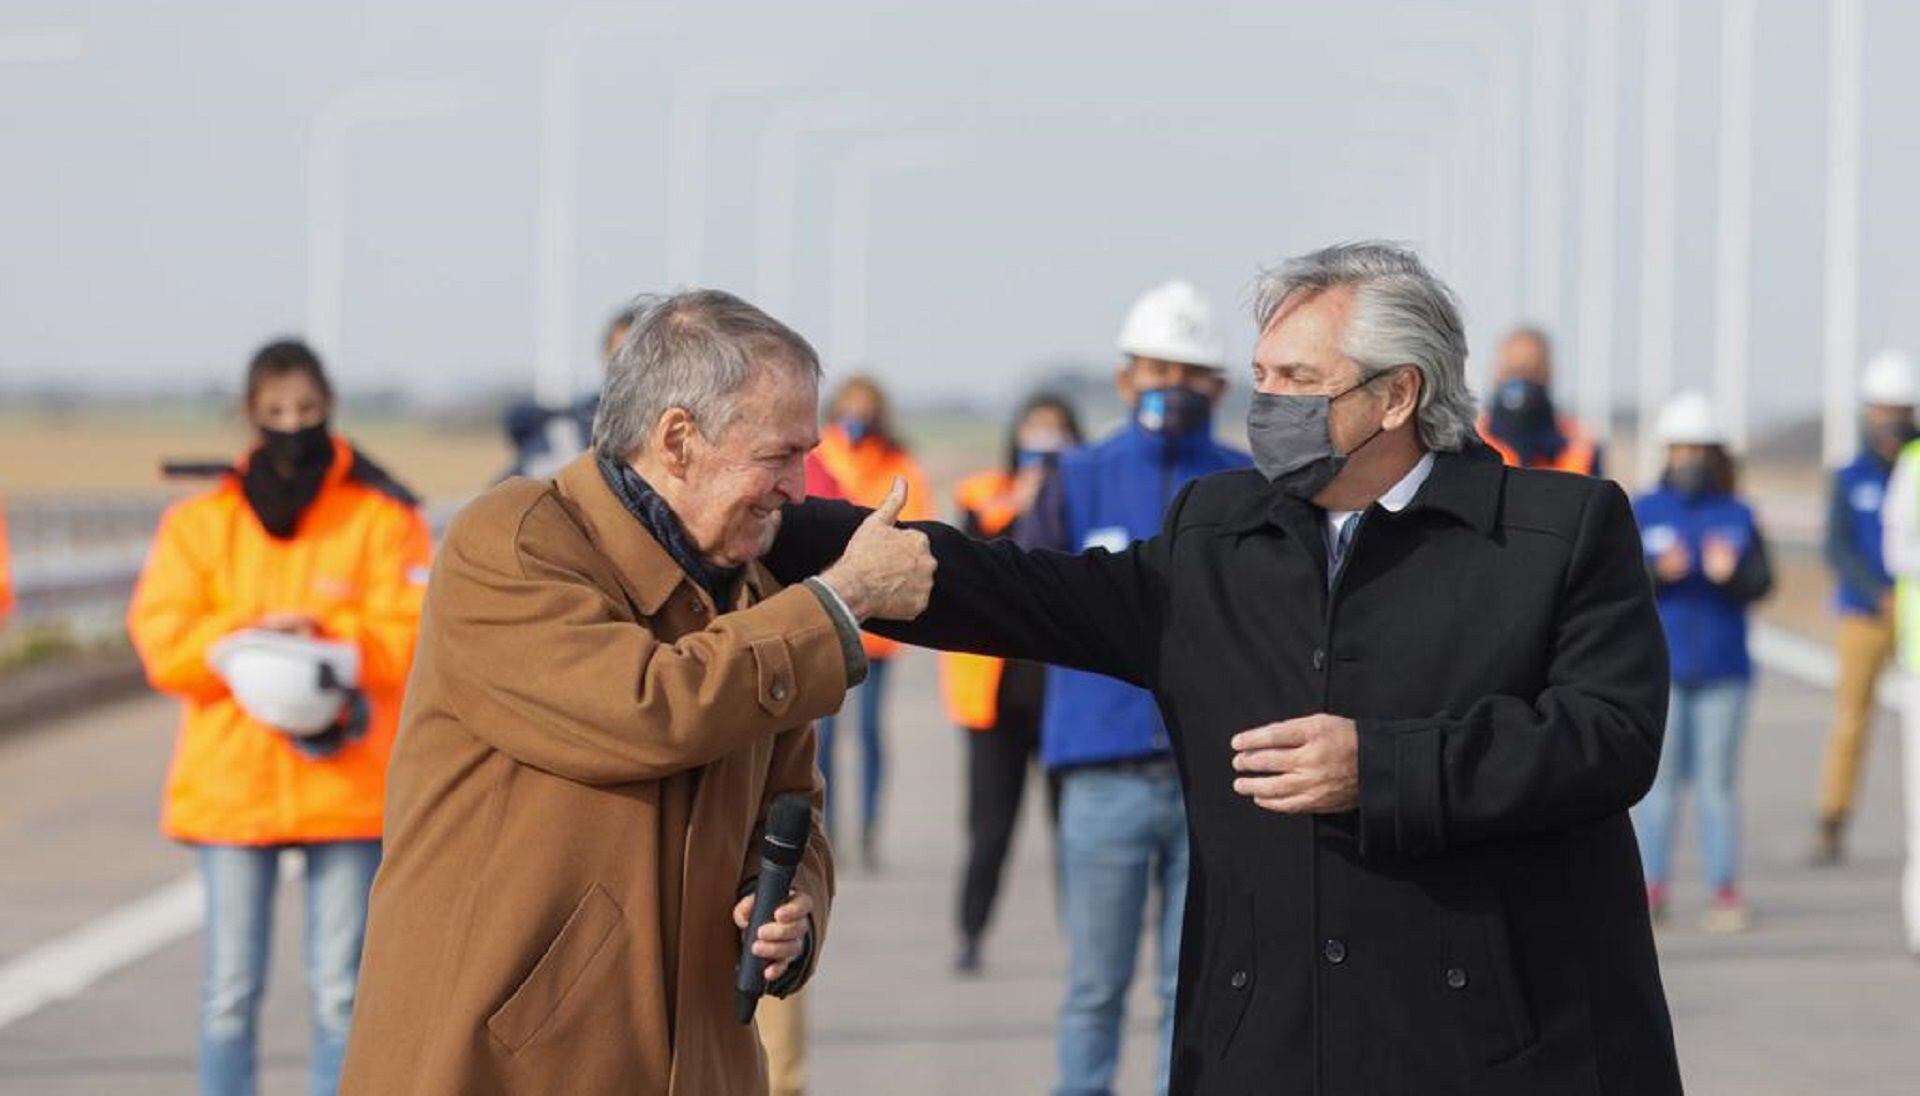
[0,874,202,1030]
[1750,621,1898,710]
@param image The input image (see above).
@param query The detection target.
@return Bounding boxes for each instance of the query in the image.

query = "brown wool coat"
[341,455,842,1095]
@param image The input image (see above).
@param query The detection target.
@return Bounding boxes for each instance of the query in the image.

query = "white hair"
[593,289,822,460]
[1249,241,1479,452]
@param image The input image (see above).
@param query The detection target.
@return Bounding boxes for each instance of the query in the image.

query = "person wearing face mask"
[940,393,1083,975]
[813,374,933,868]
[1813,350,1918,864]
[126,339,431,1096]
[1008,280,1250,1094]
[768,242,1679,1095]
[1478,326,1601,476]
[1628,392,1772,933]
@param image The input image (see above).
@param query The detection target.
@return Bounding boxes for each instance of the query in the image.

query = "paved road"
[0,652,1914,1094]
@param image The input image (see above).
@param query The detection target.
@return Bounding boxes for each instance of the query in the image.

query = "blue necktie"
[1329,512,1360,591]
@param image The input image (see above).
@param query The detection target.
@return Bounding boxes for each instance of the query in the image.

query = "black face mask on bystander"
[243,422,335,539]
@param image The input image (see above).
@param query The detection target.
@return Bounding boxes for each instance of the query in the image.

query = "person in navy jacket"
[1632,391,1773,933]
[1015,280,1250,1096]
[1813,351,1919,863]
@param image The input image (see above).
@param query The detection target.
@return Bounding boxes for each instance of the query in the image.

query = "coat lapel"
[553,454,690,617]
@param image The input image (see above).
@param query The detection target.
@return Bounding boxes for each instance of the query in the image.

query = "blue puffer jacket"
[1021,422,1250,769]
[1634,485,1773,686]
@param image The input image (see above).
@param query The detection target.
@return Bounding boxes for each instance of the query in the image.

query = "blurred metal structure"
[828,143,941,368]
[664,63,793,289]
[1636,0,1679,484]
[1574,0,1618,445]
[1524,0,1569,341]
[1822,0,1865,467]
[307,83,462,369]
[755,101,865,319]
[534,2,674,406]
[1713,0,1756,451]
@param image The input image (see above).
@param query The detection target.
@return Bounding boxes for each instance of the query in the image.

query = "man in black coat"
[768,241,1681,1095]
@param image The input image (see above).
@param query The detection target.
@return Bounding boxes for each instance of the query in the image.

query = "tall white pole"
[306,84,459,372]
[1822,0,1864,467]
[534,3,671,405]
[1714,0,1756,452]
[1637,0,1679,486]
[665,64,791,289]
[755,102,862,319]
[829,145,939,369]
[1575,0,1619,444]
[1526,0,1568,337]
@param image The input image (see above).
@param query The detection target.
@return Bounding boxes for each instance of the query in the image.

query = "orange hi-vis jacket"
[814,423,933,661]
[939,468,1025,730]
[127,437,431,845]
[1479,414,1600,476]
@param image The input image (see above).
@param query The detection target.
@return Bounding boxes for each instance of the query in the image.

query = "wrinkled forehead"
[715,365,821,448]
[1255,285,1361,378]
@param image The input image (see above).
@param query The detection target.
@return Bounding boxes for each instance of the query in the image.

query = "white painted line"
[0,873,202,1029]
[1750,622,1899,711]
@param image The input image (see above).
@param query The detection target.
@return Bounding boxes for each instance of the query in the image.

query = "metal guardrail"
[9,497,464,638]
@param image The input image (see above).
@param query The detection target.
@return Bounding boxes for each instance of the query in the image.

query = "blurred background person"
[1632,391,1773,934]
[0,497,12,627]
[1880,425,1920,957]
[499,304,639,480]
[814,374,932,868]
[1015,281,1248,1096]
[1479,325,1602,476]
[942,392,1081,975]
[125,339,431,1096]
[1814,350,1918,864]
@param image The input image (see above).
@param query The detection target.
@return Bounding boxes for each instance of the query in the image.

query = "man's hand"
[1654,544,1691,583]
[731,888,814,984]
[819,477,936,621]
[1230,714,1359,814]
[256,611,320,637]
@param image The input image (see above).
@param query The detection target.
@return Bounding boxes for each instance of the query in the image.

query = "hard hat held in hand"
[1117,280,1227,369]
[1861,350,1918,408]
[207,629,361,737]
[1656,390,1725,447]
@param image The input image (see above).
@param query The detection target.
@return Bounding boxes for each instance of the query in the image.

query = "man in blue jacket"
[1017,280,1250,1096]
[1815,350,1919,863]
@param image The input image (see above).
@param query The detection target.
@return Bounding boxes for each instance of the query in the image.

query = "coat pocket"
[1437,881,1538,1064]
[487,884,624,1054]
[1201,887,1257,1060]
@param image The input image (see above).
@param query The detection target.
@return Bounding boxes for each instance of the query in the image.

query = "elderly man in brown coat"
[341,290,934,1095]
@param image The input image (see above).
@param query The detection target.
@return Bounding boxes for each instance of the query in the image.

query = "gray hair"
[1249,241,1479,452]
[593,289,822,459]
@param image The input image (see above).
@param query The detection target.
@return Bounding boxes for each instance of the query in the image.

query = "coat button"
[770,682,789,702]
[689,597,708,615]
[1445,966,1469,990]
[1229,969,1249,990]
[1322,938,1347,965]
[1312,648,1327,671]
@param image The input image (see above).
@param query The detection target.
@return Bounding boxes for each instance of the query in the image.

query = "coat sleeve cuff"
[802,577,870,688]
[1356,718,1447,860]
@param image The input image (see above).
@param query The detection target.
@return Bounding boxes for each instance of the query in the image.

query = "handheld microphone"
[734,793,812,1024]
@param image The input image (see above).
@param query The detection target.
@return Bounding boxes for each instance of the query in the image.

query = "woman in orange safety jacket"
[813,375,933,868]
[126,339,429,1096]
[943,393,1080,973]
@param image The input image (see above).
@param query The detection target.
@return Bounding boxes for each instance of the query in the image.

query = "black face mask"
[1134,386,1213,439]
[1247,373,1391,499]
[1666,461,1716,500]
[1868,419,1918,458]
[243,422,335,539]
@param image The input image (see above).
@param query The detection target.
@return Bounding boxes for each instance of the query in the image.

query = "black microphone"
[734,793,813,1024]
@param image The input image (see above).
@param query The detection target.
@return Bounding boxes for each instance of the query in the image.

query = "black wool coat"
[767,443,1681,1096]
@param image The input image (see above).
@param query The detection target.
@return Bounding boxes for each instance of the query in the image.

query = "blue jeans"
[818,655,891,835]
[1632,681,1750,890]
[1055,766,1188,1096]
[197,840,382,1096]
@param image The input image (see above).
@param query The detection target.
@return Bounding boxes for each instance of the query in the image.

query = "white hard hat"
[1116,280,1227,369]
[207,629,360,737]
[1861,350,1918,407]
[1656,390,1725,446]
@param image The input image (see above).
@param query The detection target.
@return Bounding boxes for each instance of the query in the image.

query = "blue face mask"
[838,417,874,446]
[1135,386,1213,439]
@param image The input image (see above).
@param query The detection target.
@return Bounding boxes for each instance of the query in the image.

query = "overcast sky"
[4,0,1919,427]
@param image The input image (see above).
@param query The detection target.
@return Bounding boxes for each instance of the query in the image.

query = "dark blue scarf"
[597,455,741,604]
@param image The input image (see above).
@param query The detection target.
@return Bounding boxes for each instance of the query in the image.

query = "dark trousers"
[958,660,1060,940]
